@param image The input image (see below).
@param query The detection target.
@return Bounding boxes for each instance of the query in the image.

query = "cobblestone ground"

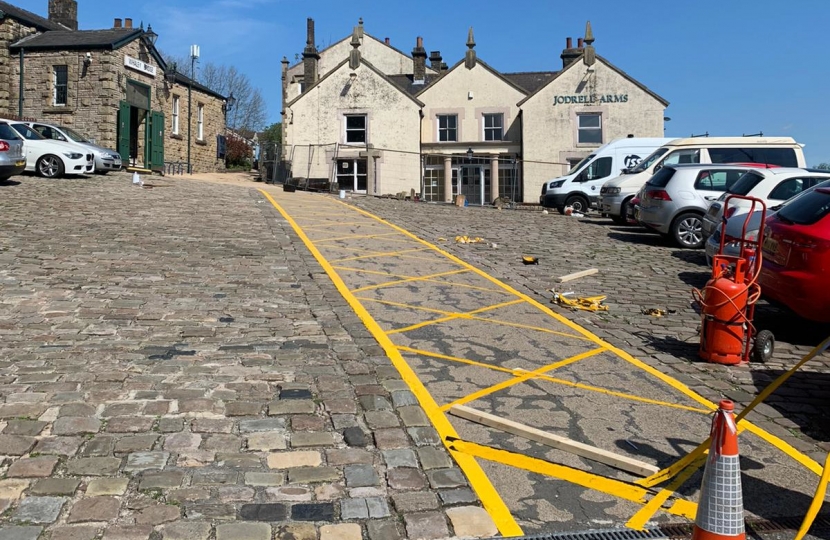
[348,197,830,467]
[0,173,487,540]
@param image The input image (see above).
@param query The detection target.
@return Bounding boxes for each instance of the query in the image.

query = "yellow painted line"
[387,299,524,335]
[439,348,605,412]
[626,456,705,530]
[258,190,523,537]
[449,439,697,521]
[795,452,830,540]
[333,266,415,280]
[330,247,432,263]
[351,268,470,294]
[330,201,825,480]
[301,221,388,230]
[313,232,403,244]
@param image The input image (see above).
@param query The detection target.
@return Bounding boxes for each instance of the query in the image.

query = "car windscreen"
[727,171,765,195]
[629,147,668,173]
[776,189,830,225]
[645,166,676,188]
[11,123,45,140]
[709,147,798,167]
[0,123,21,140]
[567,154,594,175]
[61,126,90,143]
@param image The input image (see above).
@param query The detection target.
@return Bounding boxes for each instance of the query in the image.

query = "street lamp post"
[221,92,236,167]
[187,44,200,174]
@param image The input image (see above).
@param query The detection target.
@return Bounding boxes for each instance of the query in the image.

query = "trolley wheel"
[752,329,775,363]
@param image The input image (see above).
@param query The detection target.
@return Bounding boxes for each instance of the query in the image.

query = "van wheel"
[565,194,589,213]
[616,197,633,225]
[672,212,705,248]
[37,155,64,178]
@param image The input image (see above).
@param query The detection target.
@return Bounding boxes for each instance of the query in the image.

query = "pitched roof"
[0,0,65,31]
[387,74,441,96]
[172,72,227,101]
[413,57,529,98]
[502,71,559,94]
[10,28,143,51]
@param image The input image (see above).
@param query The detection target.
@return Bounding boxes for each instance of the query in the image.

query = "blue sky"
[21,0,830,164]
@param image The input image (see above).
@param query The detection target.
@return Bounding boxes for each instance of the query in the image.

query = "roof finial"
[349,26,362,69]
[466,27,475,49]
[584,20,594,45]
[357,17,364,38]
[583,21,596,67]
[465,27,476,69]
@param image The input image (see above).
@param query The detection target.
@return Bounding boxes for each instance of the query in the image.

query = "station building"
[282,18,669,204]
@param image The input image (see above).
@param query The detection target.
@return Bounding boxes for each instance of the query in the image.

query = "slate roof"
[173,72,227,101]
[387,74,441,96]
[0,0,65,31]
[502,71,559,94]
[10,28,143,51]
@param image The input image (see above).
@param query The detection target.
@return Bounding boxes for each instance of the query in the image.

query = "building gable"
[416,58,527,103]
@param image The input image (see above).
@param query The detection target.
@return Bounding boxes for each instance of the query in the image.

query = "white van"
[540,137,674,214]
[597,137,806,224]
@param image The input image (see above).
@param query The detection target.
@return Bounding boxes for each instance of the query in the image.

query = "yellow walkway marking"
[439,348,605,412]
[259,190,523,537]
[338,268,510,295]
[301,221,389,230]
[330,247,433,263]
[351,269,470,294]
[313,232,403,244]
[387,299,524,335]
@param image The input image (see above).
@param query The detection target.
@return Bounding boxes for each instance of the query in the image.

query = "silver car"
[27,122,122,174]
[0,122,26,181]
[638,163,757,248]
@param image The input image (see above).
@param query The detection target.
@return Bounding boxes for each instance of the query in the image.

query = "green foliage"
[261,122,282,145]
[226,136,253,168]
[812,163,830,170]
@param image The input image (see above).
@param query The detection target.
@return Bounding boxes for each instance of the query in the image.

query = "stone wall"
[0,18,40,115]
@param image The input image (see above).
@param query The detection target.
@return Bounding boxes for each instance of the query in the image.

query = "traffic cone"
[692,400,745,540]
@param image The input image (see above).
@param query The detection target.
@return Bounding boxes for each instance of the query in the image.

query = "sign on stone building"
[124,55,156,77]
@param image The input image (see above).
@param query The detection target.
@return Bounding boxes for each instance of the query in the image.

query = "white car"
[2,120,94,178]
[702,168,830,241]
[26,122,122,174]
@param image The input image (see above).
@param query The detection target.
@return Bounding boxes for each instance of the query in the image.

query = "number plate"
[762,237,778,255]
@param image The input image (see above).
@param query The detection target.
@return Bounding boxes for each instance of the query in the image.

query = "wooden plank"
[556,268,599,283]
[449,404,659,476]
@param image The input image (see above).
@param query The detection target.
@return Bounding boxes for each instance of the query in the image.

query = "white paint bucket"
[339,190,346,199]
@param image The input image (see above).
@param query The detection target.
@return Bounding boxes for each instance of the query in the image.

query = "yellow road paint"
[387,299,524,335]
[351,268,470,294]
[626,456,705,530]
[301,221,388,231]
[330,247,432,263]
[312,231,403,244]
[449,439,697,520]
[258,190,523,537]
[439,348,605,412]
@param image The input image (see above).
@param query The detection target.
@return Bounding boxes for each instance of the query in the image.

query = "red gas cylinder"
[699,275,749,365]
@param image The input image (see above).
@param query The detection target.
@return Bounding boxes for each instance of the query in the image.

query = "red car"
[759,187,830,322]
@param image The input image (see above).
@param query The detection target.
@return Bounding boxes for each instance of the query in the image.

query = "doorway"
[458,165,491,205]
[336,158,367,192]
[118,79,164,171]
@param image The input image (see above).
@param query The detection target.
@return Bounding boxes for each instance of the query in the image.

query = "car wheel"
[617,197,634,224]
[752,329,774,363]
[610,214,627,225]
[671,212,705,248]
[36,155,65,178]
[96,171,108,175]
[565,194,589,213]
[556,207,566,215]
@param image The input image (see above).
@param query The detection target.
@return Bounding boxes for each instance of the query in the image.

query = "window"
[769,178,808,201]
[33,125,65,141]
[662,149,701,166]
[708,147,798,167]
[776,188,830,225]
[579,156,613,181]
[197,104,204,140]
[345,115,366,143]
[483,113,503,141]
[728,171,765,195]
[437,115,457,142]
[693,170,743,191]
[53,65,68,106]
[577,113,602,144]
[172,96,180,135]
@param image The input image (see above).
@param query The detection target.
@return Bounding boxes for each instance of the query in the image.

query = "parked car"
[1,120,94,178]
[637,163,763,248]
[25,122,122,174]
[702,168,830,241]
[759,187,830,322]
[0,121,26,181]
[706,179,830,265]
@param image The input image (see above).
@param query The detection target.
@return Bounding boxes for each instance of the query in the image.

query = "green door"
[150,110,165,171]
[117,100,130,163]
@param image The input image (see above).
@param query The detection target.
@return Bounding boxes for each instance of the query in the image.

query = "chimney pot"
[125,18,133,28]
[577,37,584,48]
[417,36,423,48]
[566,37,572,48]
[385,37,390,45]
[114,18,122,28]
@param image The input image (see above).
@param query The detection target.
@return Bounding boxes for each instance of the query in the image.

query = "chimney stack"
[125,18,133,29]
[429,51,442,70]
[412,36,427,84]
[560,36,581,69]
[384,37,390,45]
[114,18,122,28]
[577,37,584,48]
[48,0,78,31]
[302,18,320,92]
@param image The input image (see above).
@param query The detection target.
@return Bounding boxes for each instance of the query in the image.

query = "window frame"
[577,113,602,145]
[345,114,367,144]
[172,96,180,135]
[53,65,68,106]
[483,113,504,141]
[437,114,458,142]
[197,103,204,141]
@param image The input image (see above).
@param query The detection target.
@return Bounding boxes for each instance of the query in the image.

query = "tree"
[813,163,830,170]
[260,122,281,145]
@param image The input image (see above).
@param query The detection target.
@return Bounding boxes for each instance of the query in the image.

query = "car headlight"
[63,152,83,160]
[549,180,565,189]
[606,187,621,195]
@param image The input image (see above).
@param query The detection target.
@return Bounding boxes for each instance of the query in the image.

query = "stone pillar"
[443,156,453,202]
[490,155,500,204]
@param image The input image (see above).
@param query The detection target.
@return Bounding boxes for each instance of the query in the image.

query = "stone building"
[0,0,229,173]
[282,19,669,203]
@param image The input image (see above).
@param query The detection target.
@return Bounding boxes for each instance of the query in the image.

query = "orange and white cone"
[692,400,745,540]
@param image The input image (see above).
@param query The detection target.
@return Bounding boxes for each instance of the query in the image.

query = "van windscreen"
[629,147,668,173]
[709,147,798,167]
[568,154,594,175]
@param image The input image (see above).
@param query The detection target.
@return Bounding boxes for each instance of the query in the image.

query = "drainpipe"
[18,48,24,118]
